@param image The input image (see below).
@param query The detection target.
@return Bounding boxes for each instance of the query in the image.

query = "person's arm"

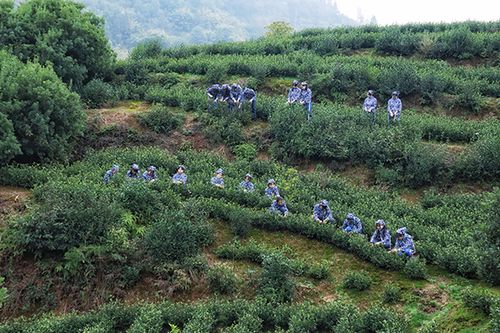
[354,219,362,233]
[313,208,320,222]
[370,231,377,243]
[342,219,348,229]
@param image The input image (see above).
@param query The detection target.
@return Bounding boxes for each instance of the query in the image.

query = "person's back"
[230,84,242,99]
[207,84,221,98]
[242,87,257,119]
[242,87,256,100]
[220,84,231,101]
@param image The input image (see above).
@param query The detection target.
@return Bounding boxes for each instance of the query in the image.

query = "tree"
[0,50,85,162]
[1,0,116,89]
[265,21,294,38]
[0,112,21,165]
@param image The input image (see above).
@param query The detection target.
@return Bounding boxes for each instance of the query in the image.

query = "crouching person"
[370,220,391,250]
[143,166,158,182]
[211,168,225,188]
[172,165,187,185]
[391,227,415,257]
[239,173,254,192]
[270,195,288,217]
[313,200,334,224]
[342,213,362,233]
[103,164,119,184]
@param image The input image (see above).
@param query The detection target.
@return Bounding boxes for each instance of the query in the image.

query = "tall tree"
[0,50,85,163]
[1,0,116,89]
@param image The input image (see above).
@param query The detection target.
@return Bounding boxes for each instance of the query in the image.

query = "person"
[172,165,187,185]
[230,83,242,111]
[269,195,288,217]
[299,82,313,121]
[219,84,231,111]
[143,166,158,182]
[206,83,221,112]
[103,165,119,184]
[126,164,141,179]
[370,219,391,249]
[239,173,255,192]
[211,168,225,188]
[342,213,363,233]
[391,227,416,257]
[287,80,301,105]
[264,179,280,198]
[387,91,402,125]
[363,90,378,125]
[313,200,334,224]
[241,86,257,120]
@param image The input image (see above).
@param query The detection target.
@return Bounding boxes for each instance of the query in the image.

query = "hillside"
[72,0,357,55]
[0,3,499,332]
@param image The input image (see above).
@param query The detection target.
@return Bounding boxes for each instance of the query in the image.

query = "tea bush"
[382,284,401,304]
[80,79,116,109]
[207,264,239,295]
[215,240,330,280]
[143,211,214,264]
[342,271,373,291]
[403,258,428,280]
[258,252,295,303]
[137,105,184,134]
[462,288,498,315]
[0,299,408,332]
[13,179,123,252]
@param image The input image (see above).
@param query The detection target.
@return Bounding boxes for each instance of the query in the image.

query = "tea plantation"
[0,1,499,332]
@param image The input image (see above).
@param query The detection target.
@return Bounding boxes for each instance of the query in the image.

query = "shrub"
[207,265,239,295]
[137,105,184,134]
[342,271,372,291]
[4,0,115,88]
[0,113,21,165]
[80,79,116,108]
[14,180,122,252]
[403,258,428,280]
[258,252,295,303]
[360,306,408,332]
[143,211,214,264]
[118,181,180,220]
[0,50,85,162]
[382,284,401,304]
[228,210,253,238]
[127,305,164,333]
[462,288,497,315]
[233,144,257,161]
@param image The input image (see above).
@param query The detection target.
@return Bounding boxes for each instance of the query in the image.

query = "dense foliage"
[0,298,406,332]
[0,50,85,163]
[1,147,497,284]
[0,0,115,89]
